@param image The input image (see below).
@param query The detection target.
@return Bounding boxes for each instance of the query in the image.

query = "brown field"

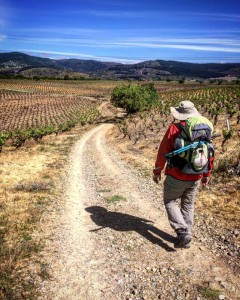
[0,92,99,131]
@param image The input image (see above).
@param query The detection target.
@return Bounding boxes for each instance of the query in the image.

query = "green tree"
[178,78,185,84]
[111,83,158,114]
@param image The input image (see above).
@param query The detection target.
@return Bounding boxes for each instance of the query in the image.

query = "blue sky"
[0,0,240,63]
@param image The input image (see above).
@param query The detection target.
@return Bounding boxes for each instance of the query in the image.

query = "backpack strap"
[175,122,191,140]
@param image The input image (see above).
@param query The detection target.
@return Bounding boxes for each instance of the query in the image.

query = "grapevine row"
[116,86,240,150]
[0,89,101,150]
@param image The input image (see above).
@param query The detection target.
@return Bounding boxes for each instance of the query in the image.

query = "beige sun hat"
[170,100,201,120]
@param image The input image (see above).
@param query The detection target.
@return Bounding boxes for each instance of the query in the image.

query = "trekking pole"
[165,140,207,159]
[164,141,208,168]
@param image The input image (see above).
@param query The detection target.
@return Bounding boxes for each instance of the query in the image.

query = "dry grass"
[196,114,240,228]
[0,124,90,299]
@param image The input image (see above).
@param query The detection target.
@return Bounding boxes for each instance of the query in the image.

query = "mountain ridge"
[0,52,239,80]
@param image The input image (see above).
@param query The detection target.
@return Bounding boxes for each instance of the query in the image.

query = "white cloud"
[160,44,240,53]
[67,9,159,18]
[12,27,105,35]
[0,34,6,41]
[80,10,240,21]
[0,0,12,27]
[15,35,240,53]
[20,49,139,64]
[86,10,148,18]
[125,37,240,46]
[7,26,240,40]
[0,19,5,27]
[89,0,136,7]
[110,41,240,53]
[185,12,240,21]
[16,37,120,49]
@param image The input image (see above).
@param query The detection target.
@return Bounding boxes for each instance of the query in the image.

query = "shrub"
[29,128,45,142]
[105,195,126,204]
[0,132,10,152]
[221,129,234,150]
[9,130,32,148]
[111,83,158,114]
[178,78,185,84]
[198,286,222,299]
[13,181,52,192]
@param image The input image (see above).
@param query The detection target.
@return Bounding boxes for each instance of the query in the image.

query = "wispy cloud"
[0,0,13,27]
[0,19,5,27]
[12,27,105,35]
[12,36,114,48]
[0,34,6,41]
[12,35,240,53]
[8,26,240,41]
[66,9,240,21]
[127,37,240,46]
[85,10,149,18]
[88,0,137,7]
[113,41,240,53]
[21,49,139,64]
[67,9,160,18]
[185,12,240,21]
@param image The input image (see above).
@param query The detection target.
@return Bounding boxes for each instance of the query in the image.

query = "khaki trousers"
[163,175,199,234]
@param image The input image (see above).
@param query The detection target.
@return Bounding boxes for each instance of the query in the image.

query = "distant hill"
[0,52,239,80]
[98,60,240,80]
[58,59,120,73]
[0,52,62,70]
[20,67,87,79]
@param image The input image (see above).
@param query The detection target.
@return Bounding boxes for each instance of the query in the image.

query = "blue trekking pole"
[165,141,206,159]
[165,141,207,169]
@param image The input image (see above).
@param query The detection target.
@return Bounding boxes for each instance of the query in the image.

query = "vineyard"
[0,79,239,152]
[0,93,99,131]
[116,86,240,143]
[112,83,240,228]
[0,80,111,150]
[0,79,120,97]
[0,79,192,150]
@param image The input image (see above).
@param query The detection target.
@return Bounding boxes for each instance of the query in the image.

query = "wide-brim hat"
[170,100,201,120]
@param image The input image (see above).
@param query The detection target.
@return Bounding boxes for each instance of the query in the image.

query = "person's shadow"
[85,206,176,252]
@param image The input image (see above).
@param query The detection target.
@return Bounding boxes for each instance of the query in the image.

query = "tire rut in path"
[42,123,239,300]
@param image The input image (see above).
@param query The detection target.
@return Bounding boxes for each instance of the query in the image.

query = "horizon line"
[0,50,240,64]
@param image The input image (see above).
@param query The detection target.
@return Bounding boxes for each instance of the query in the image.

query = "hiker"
[153,100,214,248]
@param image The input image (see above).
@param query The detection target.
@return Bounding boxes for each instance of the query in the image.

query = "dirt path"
[41,124,239,300]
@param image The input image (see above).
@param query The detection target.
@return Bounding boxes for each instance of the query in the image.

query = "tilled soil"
[40,124,239,300]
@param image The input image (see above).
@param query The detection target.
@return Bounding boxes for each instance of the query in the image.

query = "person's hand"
[201,176,210,186]
[153,173,161,184]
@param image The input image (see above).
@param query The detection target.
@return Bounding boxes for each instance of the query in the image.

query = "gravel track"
[41,123,239,300]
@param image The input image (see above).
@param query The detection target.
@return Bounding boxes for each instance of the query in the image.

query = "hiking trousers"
[163,175,200,235]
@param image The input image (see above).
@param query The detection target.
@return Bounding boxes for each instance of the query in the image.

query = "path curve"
[41,124,239,300]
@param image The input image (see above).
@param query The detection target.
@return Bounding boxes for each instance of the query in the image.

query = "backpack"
[168,116,214,174]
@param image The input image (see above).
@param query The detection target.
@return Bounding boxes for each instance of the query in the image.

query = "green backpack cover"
[173,116,214,174]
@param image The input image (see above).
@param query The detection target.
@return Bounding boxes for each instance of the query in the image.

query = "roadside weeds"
[0,124,92,300]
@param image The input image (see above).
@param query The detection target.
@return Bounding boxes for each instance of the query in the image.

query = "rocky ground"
[39,123,239,300]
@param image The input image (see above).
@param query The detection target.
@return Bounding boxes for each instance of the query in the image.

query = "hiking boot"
[174,229,192,248]
[181,242,191,249]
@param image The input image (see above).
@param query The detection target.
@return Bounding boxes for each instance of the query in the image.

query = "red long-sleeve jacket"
[153,121,213,181]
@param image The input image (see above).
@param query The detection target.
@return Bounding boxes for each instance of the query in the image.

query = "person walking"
[153,101,214,249]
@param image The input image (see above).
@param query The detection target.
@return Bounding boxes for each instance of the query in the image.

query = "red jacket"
[153,121,213,181]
